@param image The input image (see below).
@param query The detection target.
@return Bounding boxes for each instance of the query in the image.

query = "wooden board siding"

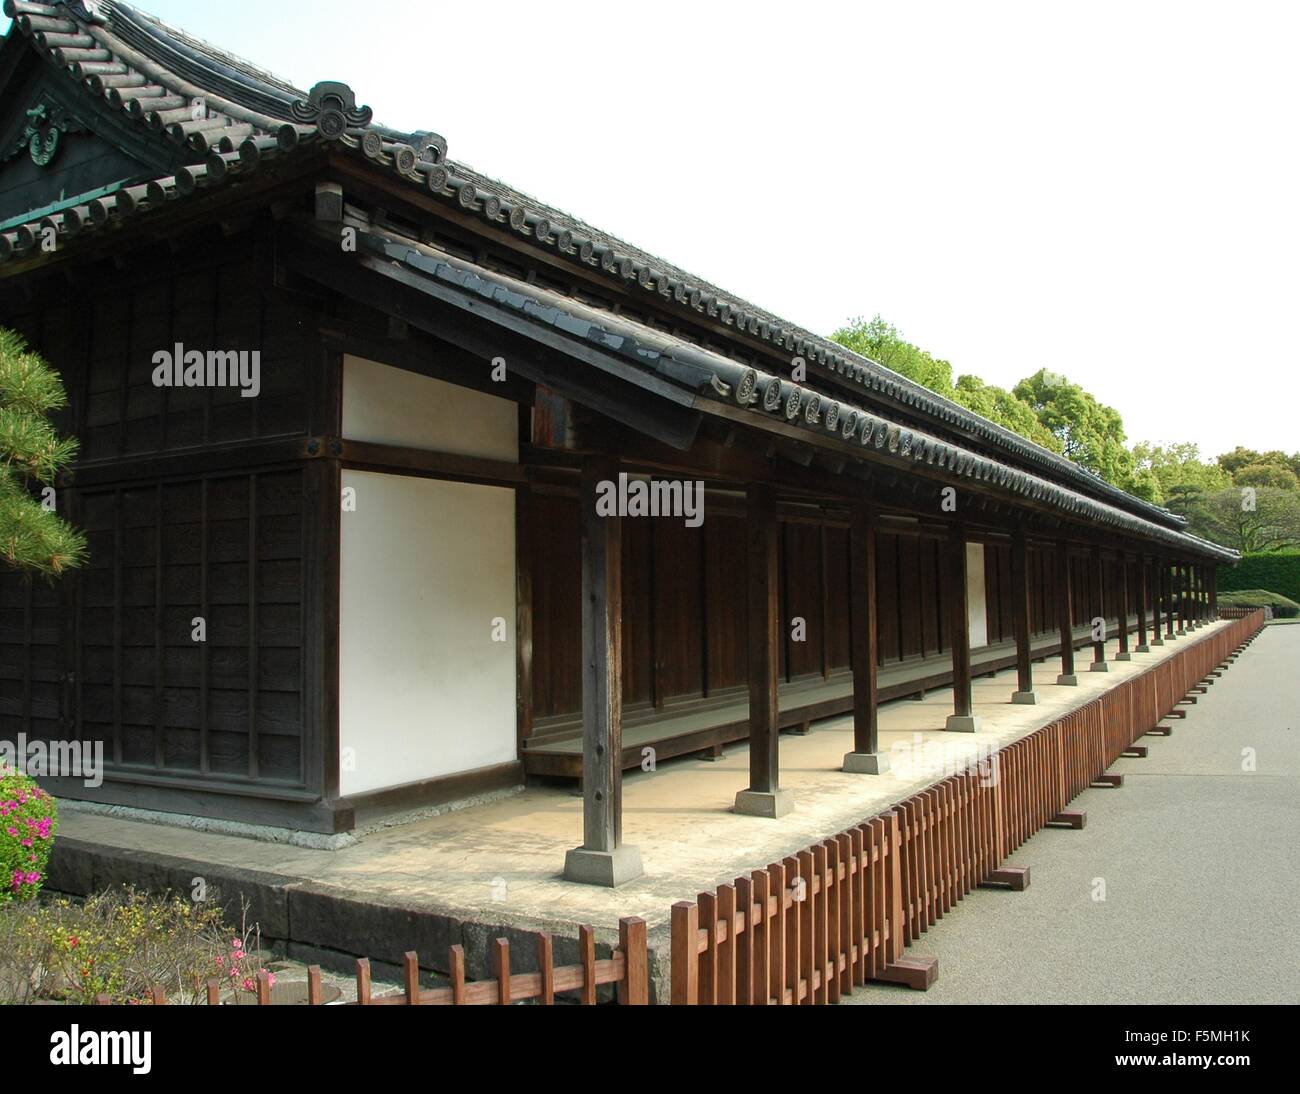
[526,497,952,733]
[0,236,328,817]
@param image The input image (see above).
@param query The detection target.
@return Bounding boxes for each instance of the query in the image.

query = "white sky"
[8,1,1298,457]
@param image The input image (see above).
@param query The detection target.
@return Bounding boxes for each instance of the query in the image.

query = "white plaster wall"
[338,470,516,796]
[967,542,989,648]
[342,354,517,462]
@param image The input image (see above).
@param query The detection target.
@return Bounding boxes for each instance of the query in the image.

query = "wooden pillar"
[1198,564,1208,625]
[945,526,980,731]
[1010,525,1036,704]
[1209,565,1218,620]
[1135,552,1150,652]
[1164,560,1176,639]
[1116,554,1131,660]
[1056,541,1078,684]
[1151,556,1164,645]
[844,503,889,773]
[564,457,643,887]
[735,483,793,817]
[1089,544,1108,672]
[1175,562,1188,634]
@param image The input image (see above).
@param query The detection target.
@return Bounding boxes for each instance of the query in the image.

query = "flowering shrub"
[0,764,57,904]
[7,886,274,1004]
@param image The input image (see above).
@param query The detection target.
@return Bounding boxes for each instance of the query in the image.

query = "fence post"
[671,901,699,1005]
[618,916,649,1005]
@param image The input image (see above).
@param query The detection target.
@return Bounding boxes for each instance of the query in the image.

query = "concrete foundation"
[563,844,645,888]
[842,751,892,775]
[734,788,795,818]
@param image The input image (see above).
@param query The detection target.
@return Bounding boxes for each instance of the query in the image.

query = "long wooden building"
[0,1,1235,884]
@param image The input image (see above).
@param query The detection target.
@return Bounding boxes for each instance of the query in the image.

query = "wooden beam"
[735,482,793,816]
[564,456,643,886]
[1010,524,1036,704]
[844,502,888,772]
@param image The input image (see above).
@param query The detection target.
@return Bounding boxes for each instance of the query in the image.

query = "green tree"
[1233,462,1299,491]
[1013,368,1136,488]
[1130,441,1233,515]
[0,329,86,575]
[952,374,1062,452]
[831,315,956,398]
[1202,486,1300,553]
[1217,447,1300,480]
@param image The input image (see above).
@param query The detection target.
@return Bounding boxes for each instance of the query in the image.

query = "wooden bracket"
[1145,725,1173,737]
[1165,709,1187,719]
[1049,810,1087,829]
[1091,774,1123,788]
[872,956,938,991]
[1121,744,1149,758]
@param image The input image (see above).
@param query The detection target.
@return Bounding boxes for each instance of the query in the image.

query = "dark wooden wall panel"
[824,526,851,671]
[704,513,747,694]
[653,520,705,701]
[782,522,824,680]
[620,516,654,708]
[528,492,581,722]
[898,537,922,658]
[876,532,900,663]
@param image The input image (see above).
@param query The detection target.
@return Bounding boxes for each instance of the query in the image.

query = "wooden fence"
[670,611,1264,1004]
[98,916,649,1006]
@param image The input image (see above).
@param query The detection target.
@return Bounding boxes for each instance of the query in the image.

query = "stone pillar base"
[563,844,644,888]
[1135,644,1151,653]
[1057,673,1079,686]
[1011,690,1038,705]
[1090,661,1110,672]
[945,714,982,733]
[1115,652,1132,661]
[734,788,795,818]
[843,751,891,775]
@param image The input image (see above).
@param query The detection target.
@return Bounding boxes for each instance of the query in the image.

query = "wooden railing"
[669,611,1264,1004]
[97,916,649,1006]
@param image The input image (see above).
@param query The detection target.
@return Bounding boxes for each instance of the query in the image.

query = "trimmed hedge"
[1216,588,1300,618]
[1217,552,1300,606]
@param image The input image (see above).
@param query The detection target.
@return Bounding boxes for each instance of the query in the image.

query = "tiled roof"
[307,216,1237,562]
[0,1,1231,555]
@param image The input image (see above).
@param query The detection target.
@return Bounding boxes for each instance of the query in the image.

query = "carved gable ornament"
[4,98,88,168]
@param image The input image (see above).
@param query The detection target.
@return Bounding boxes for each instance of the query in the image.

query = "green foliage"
[1217,551,1300,606]
[1013,368,1137,488]
[0,886,272,1005]
[1201,488,1300,553]
[1217,447,1300,481]
[0,765,57,904]
[831,315,956,398]
[1215,588,1300,619]
[1233,463,1299,490]
[829,315,1062,452]
[0,328,86,576]
[952,374,1062,452]
[1131,442,1232,509]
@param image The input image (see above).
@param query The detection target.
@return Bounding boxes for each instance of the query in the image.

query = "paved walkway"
[846,622,1300,1005]
[55,622,1235,940]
